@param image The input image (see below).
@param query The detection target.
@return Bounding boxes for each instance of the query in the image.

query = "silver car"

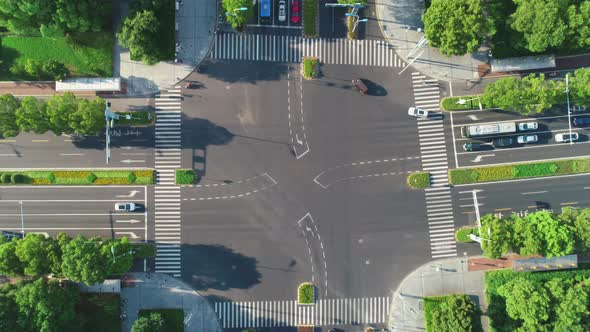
[555,132,579,143]
[407,107,429,118]
[517,134,538,144]
[518,122,538,131]
[278,0,286,21]
[115,202,136,212]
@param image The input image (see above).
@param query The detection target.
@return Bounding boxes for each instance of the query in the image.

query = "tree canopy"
[430,295,480,332]
[117,10,160,65]
[131,312,165,332]
[222,0,253,31]
[423,0,489,56]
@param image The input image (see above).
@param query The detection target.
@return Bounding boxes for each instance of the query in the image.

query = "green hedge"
[449,157,590,185]
[0,169,155,185]
[455,226,480,243]
[175,169,196,185]
[441,96,492,111]
[298,282,314,304]
[302,57,319,80]
[114,111,156,126]
[132,243,156,258]
[407,172,431,189]
[303,0,318,37]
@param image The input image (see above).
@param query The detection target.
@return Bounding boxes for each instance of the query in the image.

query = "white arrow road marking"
[121,146,134,150]
[121,159,145,163]
[115,219,142,224]
[471,154,495,162]
[468,115,479,121]
[116,190,140,198]
[116,231,139,239]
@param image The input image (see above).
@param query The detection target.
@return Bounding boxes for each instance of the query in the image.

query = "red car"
[291,1,300,23]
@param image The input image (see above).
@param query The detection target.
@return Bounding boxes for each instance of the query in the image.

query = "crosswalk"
[411,72,457,258]
[214,297,390,329]
[211,33,405,67]
[154,88,182,276]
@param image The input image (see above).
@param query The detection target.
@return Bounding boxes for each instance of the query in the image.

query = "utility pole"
[19,201,24,236]
[565,74,573,146]
[472,190,483,249]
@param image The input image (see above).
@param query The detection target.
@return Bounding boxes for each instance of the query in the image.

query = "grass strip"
[449,157,590,185]
[407,172,430,189]
[302,57,319,80]
[114,111,155,126]
[139,309,184,332]
[175,169,196,185]
[0,169,155,185]
[303,0,318,37]
[298,282,314,304]
[441,96,493,111]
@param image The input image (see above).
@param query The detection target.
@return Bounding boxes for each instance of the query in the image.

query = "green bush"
[424,294,482,332]
[302,57,319,80]
[407,172,431,189]
[0,173,9,183]
[10,174,24,183]
[175,169,196,185]
[441,96,488,111]
[455,227,479,243]
[9,59,69,80]
[303,0,318,37]
[138,309,184,332]
[298,282,314,304]
[132,243,156,258]
[512,163,558,177]
[86,173,98,183]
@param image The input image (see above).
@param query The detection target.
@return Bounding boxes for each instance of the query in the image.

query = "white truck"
[461,122,516,138]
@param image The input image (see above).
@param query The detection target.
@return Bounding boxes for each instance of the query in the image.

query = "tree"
[14,278,79,332]
[482,76,527,112]
[0,240,24,276]
[68,97,105,135]
[481,214,512,259]
[422,0,489,56]
[15,96,50,134]
[532,211,574,257]
[569,208,590,253]
[0,94,21,138]
[498,277,551,330]
[430,295,480,332]
[117,10,160,65]
[222,0,253,31]
[0,284,19,332]
[510,0,569,52]
[102,237,135,275]
[0,0,55,34]
[54,0,111,32]
[571,67,590,106]
[131,312,165,332]
[14,234,53,276]
[567,1,590,49]
[61,235,109,285]
[46,93,77,135]
[554,284,590,331]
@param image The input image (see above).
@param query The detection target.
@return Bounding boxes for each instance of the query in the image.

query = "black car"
[462,142,484,151]
[493,137,514,148]
[573,117,590,126]
[2,231,23,241]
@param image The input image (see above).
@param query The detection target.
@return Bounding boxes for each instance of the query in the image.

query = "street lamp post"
[110,245,134,261]
[19,201,24,236]
[565,74,574,146]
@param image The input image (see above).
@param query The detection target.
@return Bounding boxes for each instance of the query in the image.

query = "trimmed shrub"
[175,169,196,185]
[127,172,137,183]
[455,226,479,243]
[407,172,431,189]
[302,57,319,80]
[0,173,9,183]
[512,163,558,178]
[10,174,24,183]
[298,282,314,304]
[86,173,97,183]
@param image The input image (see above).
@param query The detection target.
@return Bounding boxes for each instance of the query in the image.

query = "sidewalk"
[375,0,490,82]
[121,273,221,332]
[113,0,216,96]
[388,257,489,332]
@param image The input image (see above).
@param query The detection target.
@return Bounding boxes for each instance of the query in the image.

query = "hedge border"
[302,57,319,80]
[441,95,493,111]
[175,169,197,185]
[297,282,315,304]
[449,157,590,185]
[0,169,155,185]
[407,172,431,189]
[302,0,318,38]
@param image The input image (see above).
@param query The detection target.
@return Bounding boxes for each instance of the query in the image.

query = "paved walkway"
[375,0,489,82]
[388,257,489,332]
[113,0,216,96]
[121,273,221,332]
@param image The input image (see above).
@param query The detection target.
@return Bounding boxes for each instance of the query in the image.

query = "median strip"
[0,169,155,185]
[449,157,590,185]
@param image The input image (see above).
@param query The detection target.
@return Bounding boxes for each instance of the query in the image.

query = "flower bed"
[0,169,155,185]
[175,169,197,185]
[407,172,431,189]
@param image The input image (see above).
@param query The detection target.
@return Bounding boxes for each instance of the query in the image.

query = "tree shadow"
[181,244,261,291]
[196,59,291,84]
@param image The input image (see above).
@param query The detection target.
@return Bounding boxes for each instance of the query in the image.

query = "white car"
[555,132,579,143]
[518,122,538,131]
[278,1,286,22]
[517,134,538,144]
[115,202,136,212]
[408,107,429,118]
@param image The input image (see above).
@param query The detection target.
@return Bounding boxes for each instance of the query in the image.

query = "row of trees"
[423,0,590,56]
[479,207,590,259]
[496,276,590,331]
[0,0,111,36]
[0,233,142,285]
[0,93,105,138]
[481,67,590,114]
[428,295,481,332]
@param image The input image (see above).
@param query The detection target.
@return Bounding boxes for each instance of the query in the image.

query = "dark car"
[493,137,514,148]
[2,231,24,241]
[573,117,590,126]
[462,142,484,151]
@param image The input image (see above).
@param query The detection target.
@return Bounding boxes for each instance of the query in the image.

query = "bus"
[260,0,271,19]
[460,122,516,138]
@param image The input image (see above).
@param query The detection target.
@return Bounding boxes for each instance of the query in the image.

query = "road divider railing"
[449,157,590,185]
[407,171,431,189]
[0,169,155,185]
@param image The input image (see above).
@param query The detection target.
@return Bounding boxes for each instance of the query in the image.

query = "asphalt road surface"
[177,59,431,308]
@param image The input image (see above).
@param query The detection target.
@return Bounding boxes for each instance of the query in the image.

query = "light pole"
[565,73,573,146]
[19,201,24,236]
[226,7,247,16]
[110,245,134,262]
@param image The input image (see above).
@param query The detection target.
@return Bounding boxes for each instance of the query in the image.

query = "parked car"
[278,0,286,21]
[462,142,484,151]
[555,132,580,143]
[517,134,538,144]
[291,1,300,23]
[2,231,23,241]
[493,137,514,148]
[115,202,137,212]
[518,121,538,131]
[407,107,429,118]
[573,117,590,126]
